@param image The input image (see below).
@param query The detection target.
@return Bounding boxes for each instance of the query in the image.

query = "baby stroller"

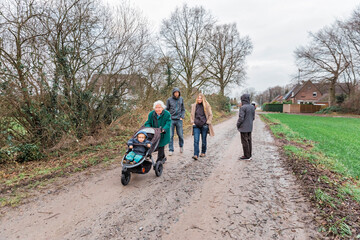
[121,127,165,186]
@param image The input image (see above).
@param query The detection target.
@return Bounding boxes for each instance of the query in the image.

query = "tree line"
[254,7,360,108]
[294,9,360,107]
[0,0,252,156]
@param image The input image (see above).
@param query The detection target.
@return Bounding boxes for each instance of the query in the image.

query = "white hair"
[153,100,166,109]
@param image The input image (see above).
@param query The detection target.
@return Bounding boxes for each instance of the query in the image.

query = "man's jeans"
[169,119,184,152]
[193,125,208,157]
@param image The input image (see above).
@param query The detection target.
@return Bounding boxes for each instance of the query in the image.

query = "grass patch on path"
[261,113,360,239]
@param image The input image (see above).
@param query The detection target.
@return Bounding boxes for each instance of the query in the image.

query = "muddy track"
[0,115,320,239]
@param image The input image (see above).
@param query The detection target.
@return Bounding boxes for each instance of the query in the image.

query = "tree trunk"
[219,85,225,97]
[329,78,337,106]
[186,86,193,99]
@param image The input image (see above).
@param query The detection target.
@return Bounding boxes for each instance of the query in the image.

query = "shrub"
[206,94,231,112]
[336,94,347,104]
[15,144,44,163]
[342,90,360,114]
[316,106,345,114]
[0,144,43,164]
[0,149,7,164]
[262,103,283,112]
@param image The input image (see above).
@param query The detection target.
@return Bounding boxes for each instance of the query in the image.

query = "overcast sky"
[104,0,359,97]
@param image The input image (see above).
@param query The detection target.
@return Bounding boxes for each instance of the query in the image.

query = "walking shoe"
[200,153,206,157]
[239,156,251,160]
[180,147,183,153]
[192,155,198,160]
[169,151,173,156]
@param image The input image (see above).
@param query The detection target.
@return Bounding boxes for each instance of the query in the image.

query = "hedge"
[262,103,283,112]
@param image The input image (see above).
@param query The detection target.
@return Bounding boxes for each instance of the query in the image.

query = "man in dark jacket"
[166,87,185,155]
[237,94,255,160]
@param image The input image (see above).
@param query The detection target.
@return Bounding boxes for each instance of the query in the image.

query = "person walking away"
[190,93,214,160]
[144,100,172,162]
[166,87,185,156]
[237,94,255,160]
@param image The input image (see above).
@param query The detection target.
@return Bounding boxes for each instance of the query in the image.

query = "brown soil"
[0,115,320,239]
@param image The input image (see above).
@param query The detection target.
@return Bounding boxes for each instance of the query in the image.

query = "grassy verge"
[261,113,360,239]
[0,109,234,208]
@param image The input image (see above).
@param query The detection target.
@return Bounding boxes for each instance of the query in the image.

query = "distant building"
[89,73,145,99]
[271,95,283,103]
[283,80,348,105]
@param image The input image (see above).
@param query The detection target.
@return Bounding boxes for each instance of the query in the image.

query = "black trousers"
[157,146,165,161]
[240,132,252,158]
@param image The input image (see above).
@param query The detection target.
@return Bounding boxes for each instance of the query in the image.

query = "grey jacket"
[237,94,255,132]
[166,87,185,120]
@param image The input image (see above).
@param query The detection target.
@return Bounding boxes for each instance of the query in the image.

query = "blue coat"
[127,131,152,155]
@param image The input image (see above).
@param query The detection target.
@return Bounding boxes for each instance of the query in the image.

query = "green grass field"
[264,114,360,179]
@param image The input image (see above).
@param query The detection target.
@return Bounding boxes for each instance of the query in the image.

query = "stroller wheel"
[121,171,131,186]
[155,161,163,177]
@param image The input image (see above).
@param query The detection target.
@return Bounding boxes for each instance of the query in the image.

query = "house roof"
[283,84,301,100]
[89,73,144,93]
[271,95,283,102]
[283,80,349,100]
[313,82,350,95]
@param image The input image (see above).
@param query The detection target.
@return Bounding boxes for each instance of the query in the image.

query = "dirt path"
[0,115,319,239]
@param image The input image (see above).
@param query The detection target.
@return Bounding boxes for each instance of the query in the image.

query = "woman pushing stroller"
[120,100,171,186]
[144,100,171,162]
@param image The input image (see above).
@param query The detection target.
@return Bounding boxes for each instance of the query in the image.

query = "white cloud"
[104,0,360,95]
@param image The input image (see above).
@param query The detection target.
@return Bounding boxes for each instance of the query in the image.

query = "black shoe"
[239,156,251,160]
[158,157,166,164]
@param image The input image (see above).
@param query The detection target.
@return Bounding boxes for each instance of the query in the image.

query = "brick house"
[283,80,348,105]
[89,73,145,99]
[271,95,283,102]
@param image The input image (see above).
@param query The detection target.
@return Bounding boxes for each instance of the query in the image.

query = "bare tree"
[0,0,150,148]
[295,24,349,106]
[160,4,215,98]
[338,8,360,95]
[254,85,286,105]
[0,0,45,142]
[205,23,252,96]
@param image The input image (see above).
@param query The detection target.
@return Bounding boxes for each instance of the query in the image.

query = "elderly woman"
[190,93,214,160]
[144,100,172,162]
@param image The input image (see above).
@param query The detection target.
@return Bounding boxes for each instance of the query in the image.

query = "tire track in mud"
[164,116,319,240]
[0,115,319,239]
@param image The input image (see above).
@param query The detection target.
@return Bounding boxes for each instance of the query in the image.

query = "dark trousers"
[240,132,252,158]
[157,146,165,161]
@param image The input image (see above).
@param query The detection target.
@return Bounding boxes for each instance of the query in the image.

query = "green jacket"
[144,110,171,147]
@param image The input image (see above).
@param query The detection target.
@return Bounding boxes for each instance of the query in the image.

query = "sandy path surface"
[0,115,319,239]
